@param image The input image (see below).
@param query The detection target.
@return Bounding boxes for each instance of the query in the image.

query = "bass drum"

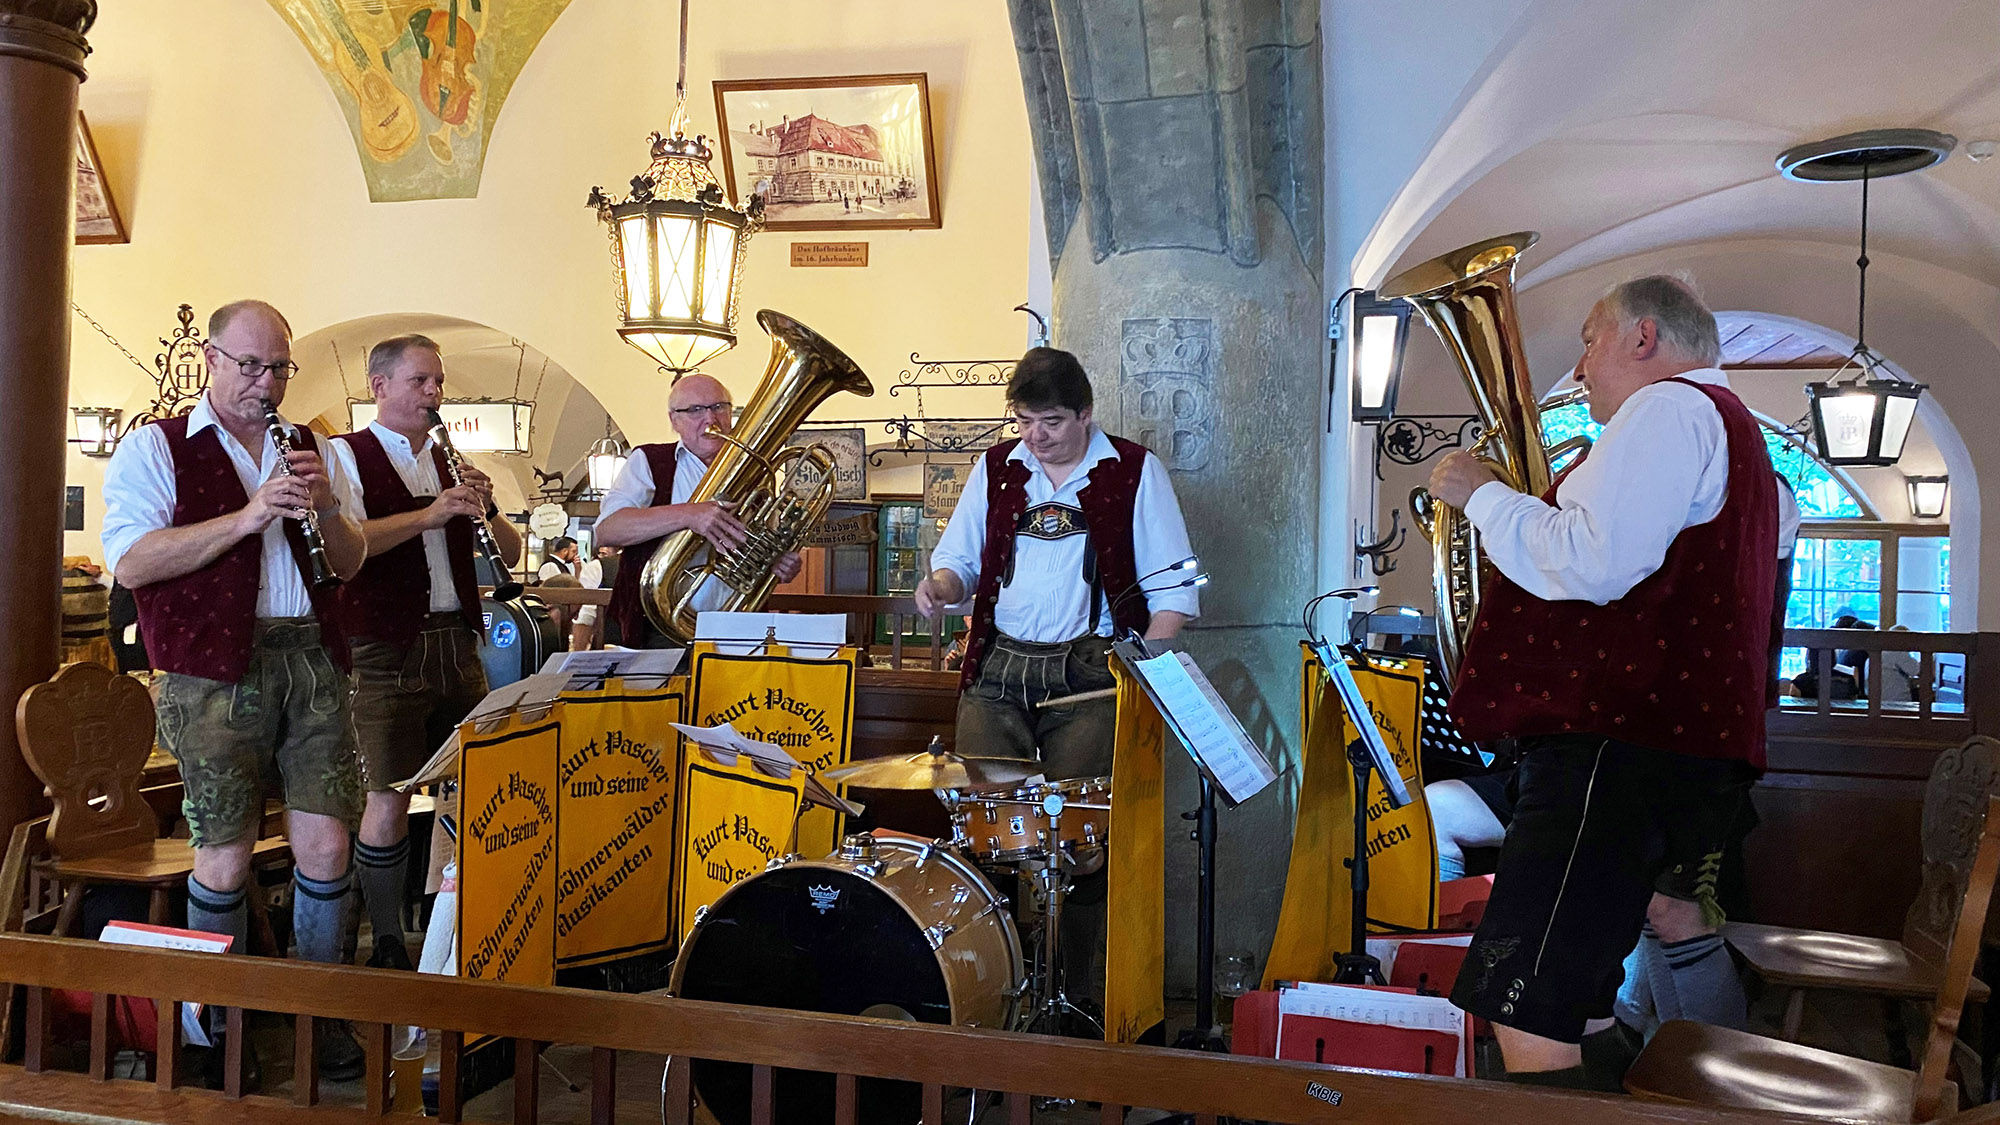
[669,836,1023,1125]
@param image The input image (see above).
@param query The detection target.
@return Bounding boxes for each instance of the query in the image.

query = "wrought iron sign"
[1375,415,1483,480]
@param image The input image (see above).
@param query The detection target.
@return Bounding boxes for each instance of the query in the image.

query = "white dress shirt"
[599,444,726,613]
[1777,475,1801,561]
[929,427,1199,643]
[1465,368,1740,605]
[537,559,573,582]
[324,421,460,614]
[102,393,355,620]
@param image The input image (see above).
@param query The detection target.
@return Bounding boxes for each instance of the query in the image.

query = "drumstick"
[1032,686,1119,710]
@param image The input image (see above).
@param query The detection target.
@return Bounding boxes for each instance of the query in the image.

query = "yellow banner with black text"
[1262,647,1438,988]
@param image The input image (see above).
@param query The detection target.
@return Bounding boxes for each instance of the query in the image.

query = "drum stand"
[1015,852,1103,1040]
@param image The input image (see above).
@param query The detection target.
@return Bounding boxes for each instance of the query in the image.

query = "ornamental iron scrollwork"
[890,355,1017,398]
[124,304,208,433]
[858,415,1020,466]
[1376,415,1484,480]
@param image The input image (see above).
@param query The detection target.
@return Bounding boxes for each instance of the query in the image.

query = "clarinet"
[426,409,525,601]
[260,401,339,590]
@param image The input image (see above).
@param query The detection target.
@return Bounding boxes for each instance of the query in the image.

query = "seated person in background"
[1427,770,1511,883]
[1792,612,1874,699]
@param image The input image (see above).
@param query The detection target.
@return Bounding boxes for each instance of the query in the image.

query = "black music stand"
[1111,639,1275,1054]
[1308,639,1413,985]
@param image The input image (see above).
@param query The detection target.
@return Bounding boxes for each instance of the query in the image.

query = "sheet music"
[694,612,845,657]
[541,647,685,683]
[671,721,864,817]
[1277,980,1468,1076]
[1132,650,1277,804]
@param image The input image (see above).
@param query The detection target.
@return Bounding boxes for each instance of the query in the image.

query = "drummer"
[915,347,1200,1013]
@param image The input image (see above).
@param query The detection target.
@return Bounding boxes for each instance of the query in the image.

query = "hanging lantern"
[587,433,629,496]
[1805,373,1925,467]
[1905,474,1948,519]
[69,406,122,457]
[590,100,763,374]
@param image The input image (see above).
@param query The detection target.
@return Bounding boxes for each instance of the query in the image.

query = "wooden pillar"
[0,2,94,843]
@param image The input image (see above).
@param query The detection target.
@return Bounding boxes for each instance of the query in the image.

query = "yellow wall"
[67,0,1030,561]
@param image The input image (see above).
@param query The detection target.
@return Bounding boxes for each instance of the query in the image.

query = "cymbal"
[821,749,1039,790]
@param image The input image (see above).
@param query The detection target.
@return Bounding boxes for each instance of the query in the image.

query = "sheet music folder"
[1111,640,1277,807]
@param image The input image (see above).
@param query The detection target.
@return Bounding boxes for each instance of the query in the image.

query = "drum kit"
[668,738,1115,1125]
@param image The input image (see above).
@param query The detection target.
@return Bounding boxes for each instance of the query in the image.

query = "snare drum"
[950,782,1057,862]
[670,835,1022,1125]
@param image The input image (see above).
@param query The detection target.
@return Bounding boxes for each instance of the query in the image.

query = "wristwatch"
[485,503,500,521]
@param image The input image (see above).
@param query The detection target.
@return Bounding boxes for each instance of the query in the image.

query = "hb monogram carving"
[1119,318,1216,473]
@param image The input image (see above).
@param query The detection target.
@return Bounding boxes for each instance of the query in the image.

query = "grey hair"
[1601,274,1721,367]
[366,333,442,378]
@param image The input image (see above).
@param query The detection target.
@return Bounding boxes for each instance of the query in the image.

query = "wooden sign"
[808,511,879,547]
[790,241,870,267]
[788,428,869,500]
[924,462,971,519]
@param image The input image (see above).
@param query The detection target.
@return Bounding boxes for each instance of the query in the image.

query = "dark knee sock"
[354,835,411,946]
[293,867,356,965]
[1661,932,1746,1030]
[186,875,250,952]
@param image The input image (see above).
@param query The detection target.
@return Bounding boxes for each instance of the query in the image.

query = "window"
[1778,528,1951,684]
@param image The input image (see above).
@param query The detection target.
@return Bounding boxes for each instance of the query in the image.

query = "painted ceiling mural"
[267,0,572,202]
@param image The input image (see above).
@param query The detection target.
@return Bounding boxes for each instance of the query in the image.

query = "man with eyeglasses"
[101,299,371,1081]
[597,373,802,648]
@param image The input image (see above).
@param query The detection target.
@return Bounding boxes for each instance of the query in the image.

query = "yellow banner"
[457,716,560,985]
[1262,647,1437,988]
[673,761,802,936]
[1105,659,1167,1044]
[553,682,685,967]
[687,645,857,860]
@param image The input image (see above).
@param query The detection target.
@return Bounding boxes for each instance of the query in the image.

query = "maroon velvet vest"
[608,443,680,644]
[1448,379,1779,768]
[958,436,1150,689]
[330,428,482,646]
[130,414,349,682]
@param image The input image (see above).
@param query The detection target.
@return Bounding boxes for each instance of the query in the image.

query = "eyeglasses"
[671,401,733,418]
[209,343,300,382]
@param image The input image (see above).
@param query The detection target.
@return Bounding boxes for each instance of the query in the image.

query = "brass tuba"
[638,309,874,643]
[1380,232,1587,682]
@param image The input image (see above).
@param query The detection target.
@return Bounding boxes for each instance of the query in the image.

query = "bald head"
[668,373,734,460]
[208,299,292,343]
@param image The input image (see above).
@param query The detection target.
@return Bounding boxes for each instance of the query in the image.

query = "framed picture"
[713,73,941,232]
[75,113,127,245]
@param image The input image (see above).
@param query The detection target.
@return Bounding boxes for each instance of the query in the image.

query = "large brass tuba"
[1379,232,1585,682]
[638,309,874,643]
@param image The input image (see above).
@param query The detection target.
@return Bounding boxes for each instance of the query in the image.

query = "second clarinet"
[426,409,525,601]
[260,400,339,589]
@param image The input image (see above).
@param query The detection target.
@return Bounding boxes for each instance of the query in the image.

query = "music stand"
[1110,639,1276,1053]
[1308,638,1412,985]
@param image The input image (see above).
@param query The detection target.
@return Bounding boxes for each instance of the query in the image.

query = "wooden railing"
[0,932,1845,1125]
[1773,628,2000,733]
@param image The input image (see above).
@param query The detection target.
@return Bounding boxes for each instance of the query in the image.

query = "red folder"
[1277,1013,1461,1075]
[1388,940,1471,996]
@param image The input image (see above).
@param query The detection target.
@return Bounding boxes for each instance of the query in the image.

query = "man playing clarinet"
[102,299,370,1077]
[327,334,522,972]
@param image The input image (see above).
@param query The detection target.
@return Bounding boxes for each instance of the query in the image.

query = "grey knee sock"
[1661,932,1747,1030]
[186,875,250,952]
[1612,935,1654,1032]
[354,835,411,946]
[1636,922,1684,1030]
[293,867,356,965]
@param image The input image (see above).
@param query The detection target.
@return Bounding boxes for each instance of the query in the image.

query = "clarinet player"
[101,300,370,1078]
[326,334,522,972]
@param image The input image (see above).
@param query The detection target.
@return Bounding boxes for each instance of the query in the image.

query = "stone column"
[0,1,94,843]
[1009,0,1323,993]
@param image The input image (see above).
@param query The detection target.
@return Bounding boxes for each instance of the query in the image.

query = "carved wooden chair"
[1625,793,2000,1121]
[14,662,289,942]
[1725,735,1999,1041]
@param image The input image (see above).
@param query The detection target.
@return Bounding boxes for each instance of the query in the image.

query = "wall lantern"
[1341,289,1413,422]
[70,406,122,457]
[588,0,762,374]
[1905,474,1948,519]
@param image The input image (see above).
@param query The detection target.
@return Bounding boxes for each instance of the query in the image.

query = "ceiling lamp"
[1905,474,1948,520]
[1780,129,1952,467]
[588,0,763,374]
